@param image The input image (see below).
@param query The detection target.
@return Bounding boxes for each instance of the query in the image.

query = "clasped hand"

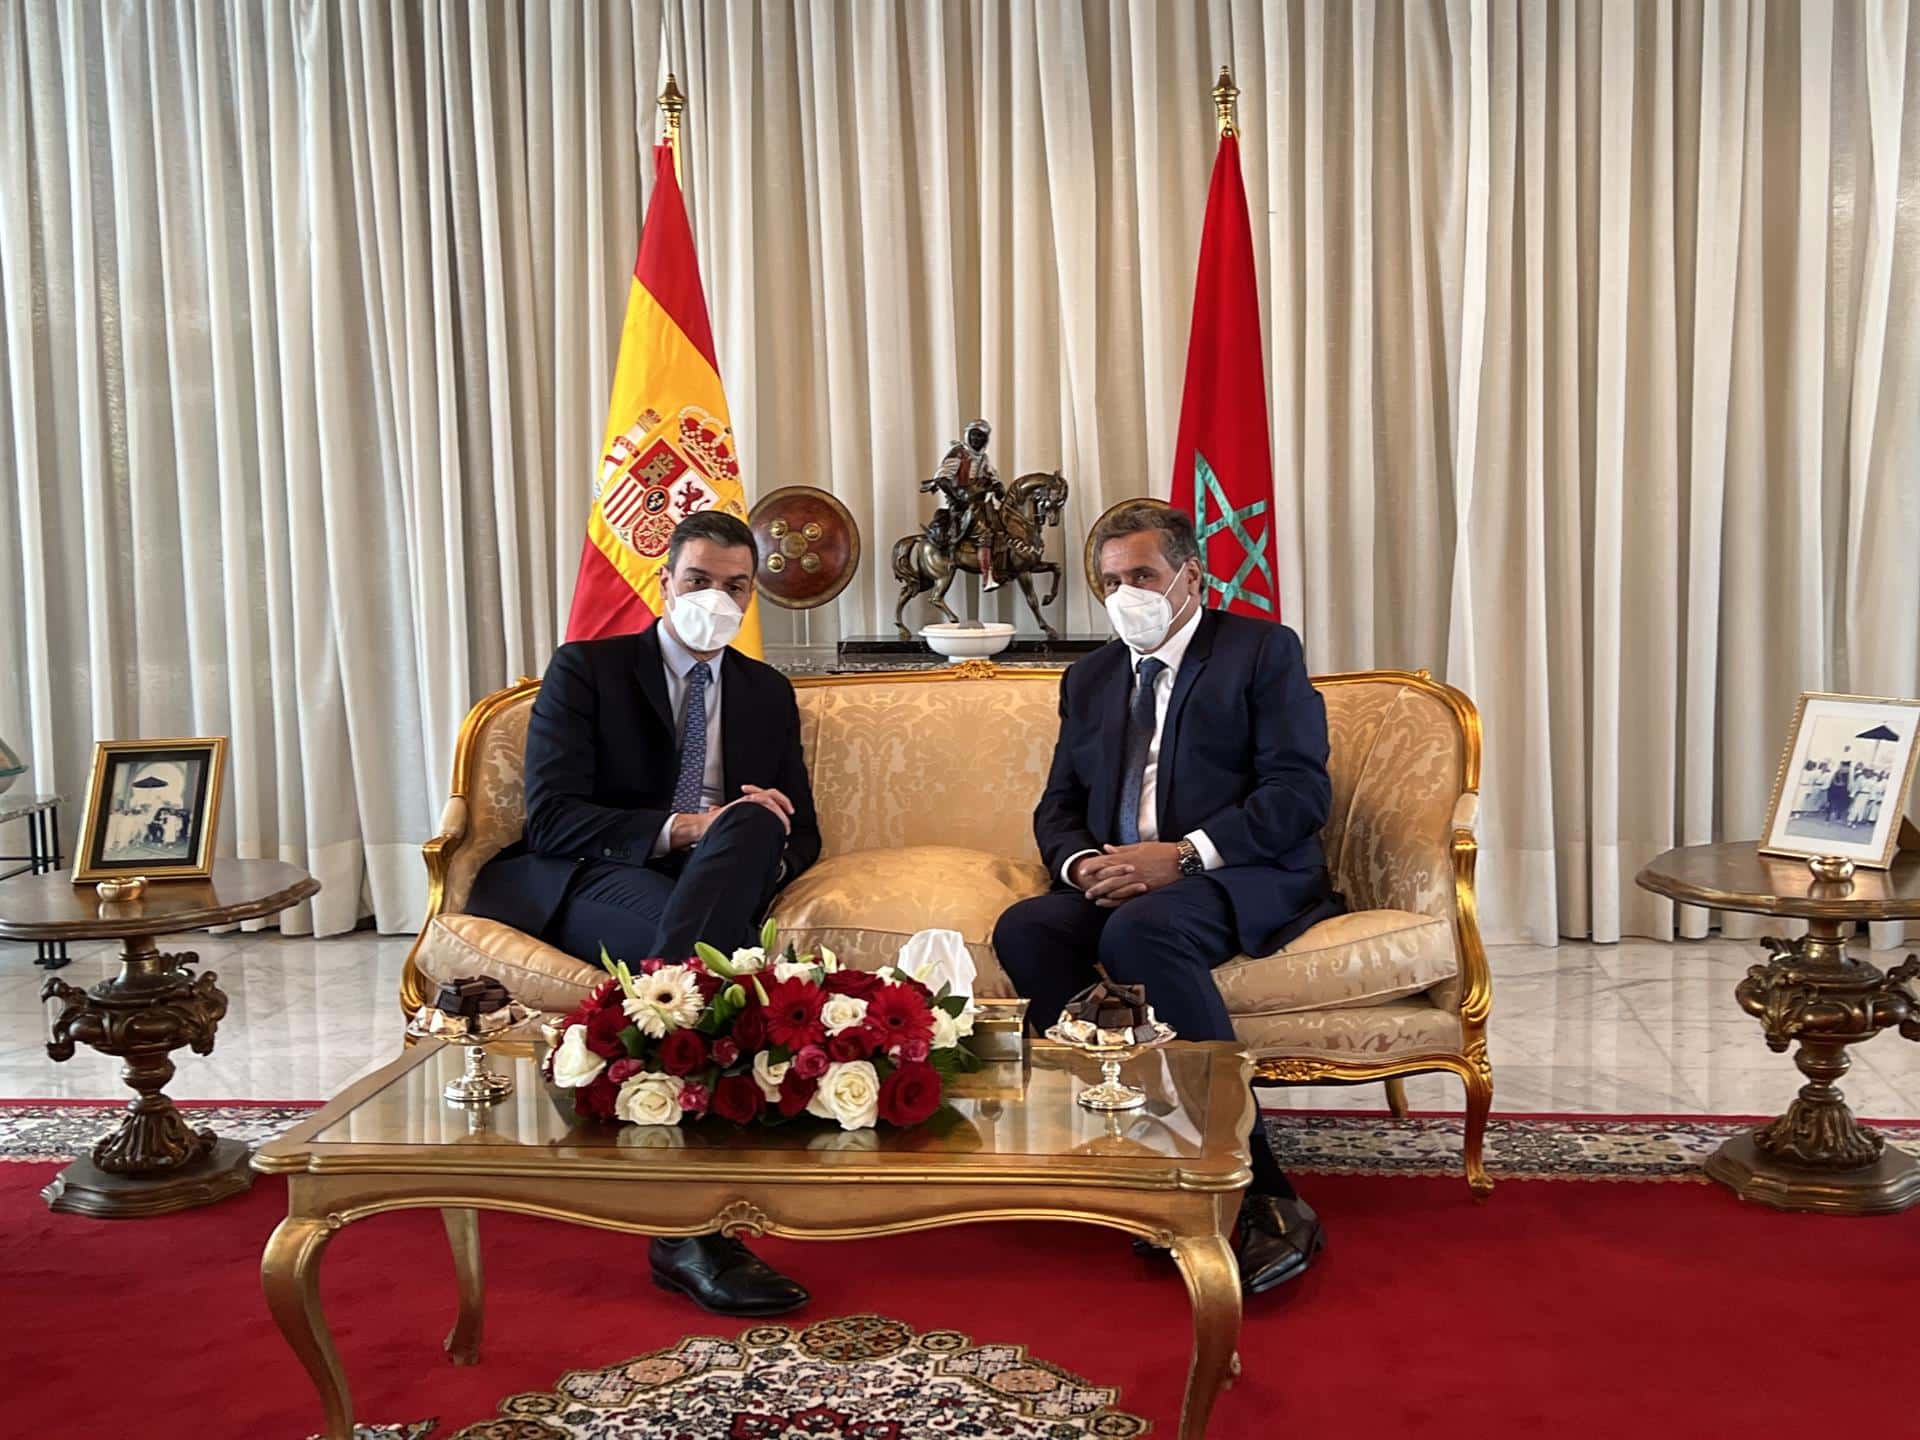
[1070,842,1183,908]
[670,784,794,850]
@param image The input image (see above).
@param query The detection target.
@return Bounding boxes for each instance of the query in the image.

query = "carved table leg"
[1171,1231,1242,1440]
[1706,928,1920,1215]
[263,1216,354,1440]
[40,934,252,1217]
[442,1208,485,1365]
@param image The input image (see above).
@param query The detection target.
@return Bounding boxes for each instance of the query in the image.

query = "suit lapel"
[633,624,674,733]
[1155,609,1217,836]
[1088,645,1133,842]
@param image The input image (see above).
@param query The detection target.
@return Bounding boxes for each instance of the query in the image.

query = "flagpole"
[1212,65,1239,137]
[658,71,686,187]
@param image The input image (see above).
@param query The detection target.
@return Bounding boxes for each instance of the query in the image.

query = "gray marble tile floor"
[3,933,1917,1120]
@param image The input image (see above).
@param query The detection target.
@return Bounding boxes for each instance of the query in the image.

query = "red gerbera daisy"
[761,976,828,1051]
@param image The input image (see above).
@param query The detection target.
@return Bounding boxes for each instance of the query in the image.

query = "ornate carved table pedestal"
[0,859,320,1217]
[1636,842,1920,1215]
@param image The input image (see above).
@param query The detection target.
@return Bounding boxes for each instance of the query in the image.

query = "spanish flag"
[565,142,761,655]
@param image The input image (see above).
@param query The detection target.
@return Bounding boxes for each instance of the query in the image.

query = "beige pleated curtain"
[1,1,1915,946]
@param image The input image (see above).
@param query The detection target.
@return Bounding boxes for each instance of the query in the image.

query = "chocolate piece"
[433,975,512,1018]
[1058,975,1157,1042]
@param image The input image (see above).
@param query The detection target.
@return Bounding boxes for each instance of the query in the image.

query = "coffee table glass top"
[264,1039,1250,1177]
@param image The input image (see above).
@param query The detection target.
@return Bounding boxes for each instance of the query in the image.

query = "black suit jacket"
[466,625,821,939]
[1035,610,1336,955]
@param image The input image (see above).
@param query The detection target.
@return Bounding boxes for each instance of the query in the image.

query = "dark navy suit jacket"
[466,625,821,939]
[1034,609,1337,955]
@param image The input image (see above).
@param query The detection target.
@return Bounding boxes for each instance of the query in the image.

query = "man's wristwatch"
[1174,837,1206,877]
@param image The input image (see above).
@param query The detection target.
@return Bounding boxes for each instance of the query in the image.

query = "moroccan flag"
[565,143,761,654]
[1169,132,1277,620]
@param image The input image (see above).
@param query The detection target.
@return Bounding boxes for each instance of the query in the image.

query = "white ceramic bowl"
[921,621,1015,662]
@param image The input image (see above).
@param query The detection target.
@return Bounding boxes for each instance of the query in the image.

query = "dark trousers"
[993,877,1295,1199]
[547,802,787,966]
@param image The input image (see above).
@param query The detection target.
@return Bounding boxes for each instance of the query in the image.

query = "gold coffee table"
[1637,842,1920,1214]
[255,1039,1253,1439]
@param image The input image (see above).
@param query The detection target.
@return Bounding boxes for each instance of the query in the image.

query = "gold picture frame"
[1758,693,1920,870]
[72,737,228,883]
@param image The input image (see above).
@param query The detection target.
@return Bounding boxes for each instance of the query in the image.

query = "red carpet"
[2,1162,1914,1437]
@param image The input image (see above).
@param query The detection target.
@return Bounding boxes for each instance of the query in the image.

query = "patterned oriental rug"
[5,1103,1918,1438]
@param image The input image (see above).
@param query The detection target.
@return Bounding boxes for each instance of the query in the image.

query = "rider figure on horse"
[925,418,1006,591]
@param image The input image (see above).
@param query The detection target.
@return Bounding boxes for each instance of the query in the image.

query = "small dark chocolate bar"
[433,975,511,1017]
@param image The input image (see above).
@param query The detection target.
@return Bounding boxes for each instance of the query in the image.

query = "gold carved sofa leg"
[1461,1043,1494,1199]
[1384,1077,1409,1118]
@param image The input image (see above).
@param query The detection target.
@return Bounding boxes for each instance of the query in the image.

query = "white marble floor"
[4,932,1918,1119]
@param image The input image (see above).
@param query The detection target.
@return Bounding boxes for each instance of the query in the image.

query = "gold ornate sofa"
[404,663,1492,1193]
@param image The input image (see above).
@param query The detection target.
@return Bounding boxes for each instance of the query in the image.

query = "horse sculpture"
[892,469,1069,639]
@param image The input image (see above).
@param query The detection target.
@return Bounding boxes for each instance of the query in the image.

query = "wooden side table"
[0,859,320,1218]
[1636,842,1920,1214]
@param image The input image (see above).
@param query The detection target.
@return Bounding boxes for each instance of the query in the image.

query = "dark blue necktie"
[1115,656,1166,845]
[670,661,711,813]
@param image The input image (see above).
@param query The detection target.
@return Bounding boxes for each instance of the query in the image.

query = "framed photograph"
[1759,694,1920,869]
[72,738,227,883]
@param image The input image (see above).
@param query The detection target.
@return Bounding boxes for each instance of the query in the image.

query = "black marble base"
[838,633,1110,661]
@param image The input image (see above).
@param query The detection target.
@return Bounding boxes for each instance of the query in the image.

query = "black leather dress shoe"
[650,1234,810,1317]
[1235,1193,1325,1296]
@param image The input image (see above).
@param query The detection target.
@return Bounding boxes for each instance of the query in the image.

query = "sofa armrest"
[1451,791,1479,838]
[422,795,470,917]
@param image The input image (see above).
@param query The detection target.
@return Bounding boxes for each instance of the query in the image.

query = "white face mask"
[666,587,745,652]
[1104,572,1195,652]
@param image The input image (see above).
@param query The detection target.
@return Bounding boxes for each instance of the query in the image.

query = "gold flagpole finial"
[658,72,687,185]
[1212,65,1239,138]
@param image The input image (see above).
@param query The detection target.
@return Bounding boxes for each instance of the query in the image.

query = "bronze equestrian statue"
[893,464,1069,639]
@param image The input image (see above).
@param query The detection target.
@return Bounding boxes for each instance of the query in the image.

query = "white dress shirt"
[651,624,725,857]
[1063,604,1225,887]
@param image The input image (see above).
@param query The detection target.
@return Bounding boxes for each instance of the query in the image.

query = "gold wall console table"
[255,1039,1253,1440]
[0,859,320,1217]
[1636,842,1920,1215]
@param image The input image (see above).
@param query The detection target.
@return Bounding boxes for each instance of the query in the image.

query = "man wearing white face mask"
[471,511,820,974]
[469,510,822,1317]
[993,501,1342,1297]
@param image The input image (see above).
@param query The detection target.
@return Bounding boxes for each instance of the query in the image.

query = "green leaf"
[936,995,967,1019]
[708,985,745,1029]
[694,941,737,979]
[620,1026,644,1058]
[767,1044,792,1065]
[760,915,779,951]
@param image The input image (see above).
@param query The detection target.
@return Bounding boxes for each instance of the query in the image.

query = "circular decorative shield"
[1083,497,1180,596]
[749,486,861,610]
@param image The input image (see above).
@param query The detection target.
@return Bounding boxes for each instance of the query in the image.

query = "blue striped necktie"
[1115,656,1166,845]
[670,660,711,813]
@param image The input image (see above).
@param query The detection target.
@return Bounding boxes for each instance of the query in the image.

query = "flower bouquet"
[543,919,980,1132]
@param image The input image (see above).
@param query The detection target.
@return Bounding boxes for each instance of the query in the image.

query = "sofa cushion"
[414,912,599,1014]
[1212,908,1456,1017]
[773,845,1049,997]
[1232,993,1464,1062]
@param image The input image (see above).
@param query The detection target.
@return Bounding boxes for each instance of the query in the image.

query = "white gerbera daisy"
[622,964,703,1037]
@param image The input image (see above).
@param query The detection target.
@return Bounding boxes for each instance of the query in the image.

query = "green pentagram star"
[1193,451,1273,612]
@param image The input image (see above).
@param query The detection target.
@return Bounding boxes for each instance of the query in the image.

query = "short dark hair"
[1089,501,1200,573]
[666,510,758,572]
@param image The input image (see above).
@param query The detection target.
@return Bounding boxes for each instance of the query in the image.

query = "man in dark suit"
[993,501,1340,1295]
[468,510,820,1318]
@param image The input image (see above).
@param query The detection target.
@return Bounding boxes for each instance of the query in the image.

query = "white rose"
[807,1059,881,1131]
[549,1025,606,1089]
[752,1049,791,1102]
[928,1006,961,1051]
[820,994,870,1035]
[729,945,768,975]
[818,944,840,973]
[952,1003,975,1038]
[614,1072,685,1126]
[772,959,816,984]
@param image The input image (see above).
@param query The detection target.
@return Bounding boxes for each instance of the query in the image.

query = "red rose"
[576,1072,620,1121]
[638,958,666,974]
[678,1080,711,1117]
[866,983,934,1048]
[711,1073,763,1124]
[712,1036,741,1069]
[606,1057,644,1085]
[890,1034,931,1065]
[731,1004,769,1053]
[659,1028,710,1077]
[777,1069,818,1118]
[791,1044,829,1080]
[824,969,884,999]
[583,1003,632,1059]
[877,1061,943,1128]
[826,1027,876,1063]
[763,977,828,1051]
